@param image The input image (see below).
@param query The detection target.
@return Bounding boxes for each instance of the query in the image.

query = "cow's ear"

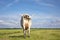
[29,16,31,18]
[21,14,23,16]
[20,14,24,17]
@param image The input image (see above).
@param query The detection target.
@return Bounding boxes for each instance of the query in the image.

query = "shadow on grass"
[9,35,24,38]
[0,31,21,35]
[51,33,60,38]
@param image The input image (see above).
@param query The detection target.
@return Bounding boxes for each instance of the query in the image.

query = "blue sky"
[0,0,60,28]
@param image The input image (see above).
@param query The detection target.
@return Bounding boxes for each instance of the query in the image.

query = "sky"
[0,0,60,28]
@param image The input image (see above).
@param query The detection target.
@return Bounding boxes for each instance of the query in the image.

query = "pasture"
[0,28,60,40]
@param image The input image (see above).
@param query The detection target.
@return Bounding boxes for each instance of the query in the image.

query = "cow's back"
[20,16,23,28]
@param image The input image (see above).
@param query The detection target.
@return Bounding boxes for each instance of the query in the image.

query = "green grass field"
[0,28,60,40]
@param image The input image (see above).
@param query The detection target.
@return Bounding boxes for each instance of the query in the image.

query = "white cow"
[20,14,31,38]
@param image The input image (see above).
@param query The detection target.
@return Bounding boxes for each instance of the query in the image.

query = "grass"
[0,28,60,40]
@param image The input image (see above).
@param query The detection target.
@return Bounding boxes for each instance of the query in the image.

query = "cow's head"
[23,14,31,20]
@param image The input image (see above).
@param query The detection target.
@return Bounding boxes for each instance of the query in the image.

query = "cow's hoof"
[24,37,26,39]
[24,36,26,38]
[28,36,30,38]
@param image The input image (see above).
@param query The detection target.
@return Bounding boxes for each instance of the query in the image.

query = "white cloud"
[31,13,52,19]
[0,13,20,28]
[0,20,4,23]
[6,0,19,7]
[6,2,13,7]
[41,3,54,7]
[0,20,17,27]
[0,0,19,9]
[0,13,60,28]
[34,0,55,7]
[31,13,60,28]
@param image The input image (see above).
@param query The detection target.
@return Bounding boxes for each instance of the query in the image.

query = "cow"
[20,14,31,38]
